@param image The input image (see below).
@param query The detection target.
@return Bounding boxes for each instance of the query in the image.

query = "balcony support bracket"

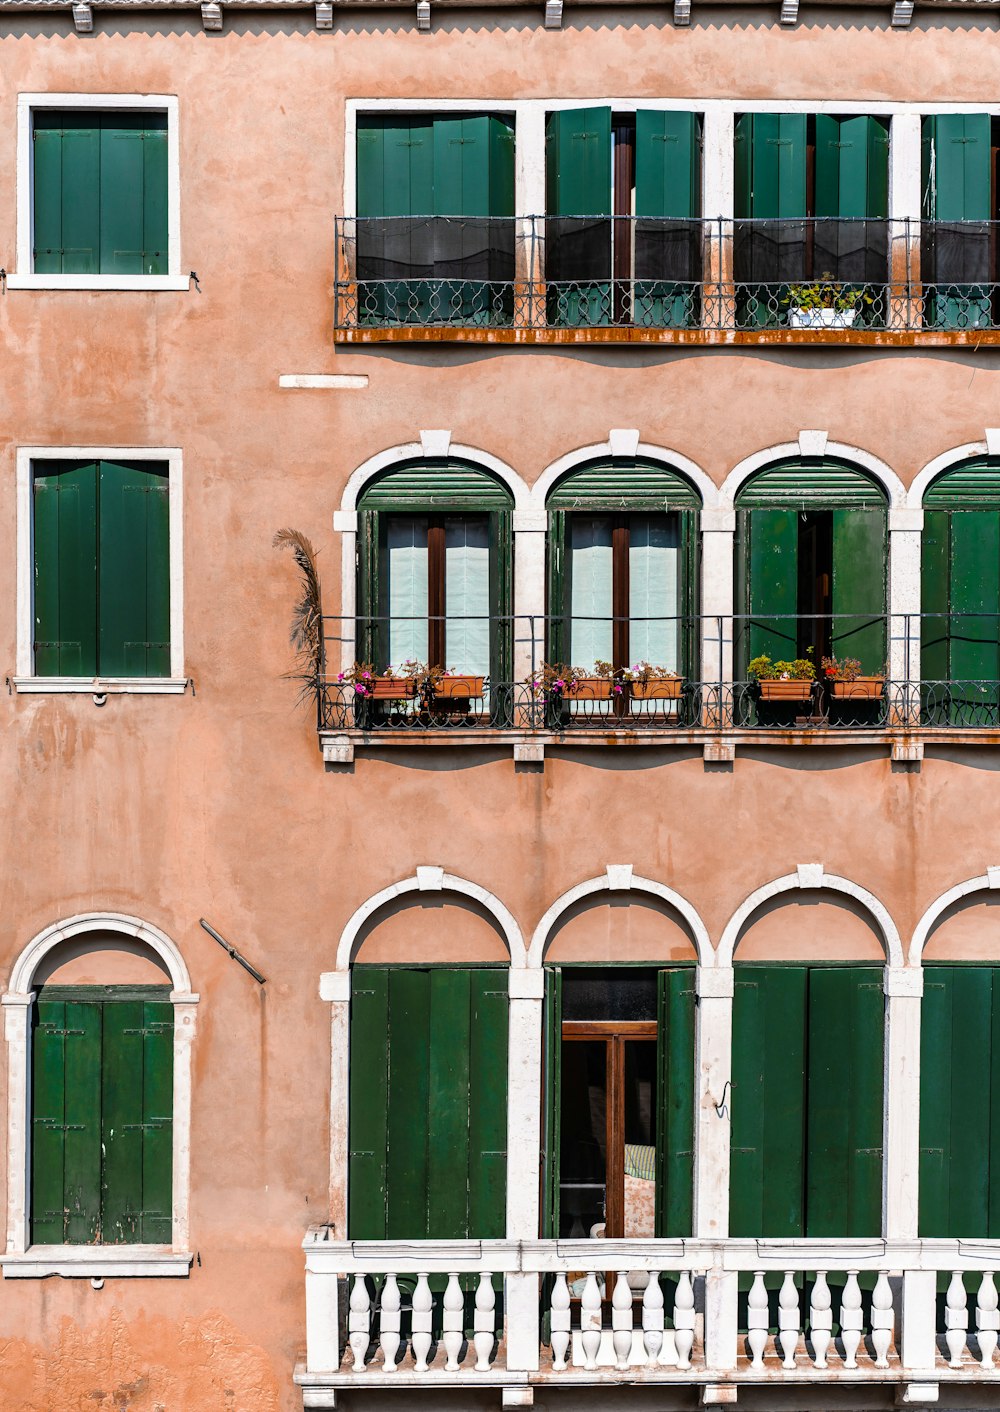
[701,1388,738,1406]
[514,741,544,766]
[891,739,923,764]
[322,735,355,765]
[502,1391,534,1409]
[704,739,735,765]
[896,1386,939,1406]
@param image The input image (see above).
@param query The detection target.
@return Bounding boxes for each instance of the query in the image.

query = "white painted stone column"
[514,102,547,313]
[171,994,200,1251]
[901,1269,939,1374]
[888,507,923,724]
[333,510,358,675]
[889,112,922,326]
[700,510,735,725]
[320,969,352,1235]
[884,967,923,1241]
[305,1255,343,1373]
[694,966,733,1241]
[701,109,735,330]
[513,510,548,689]
[506,967,545,1239]
[2,993,33,1254]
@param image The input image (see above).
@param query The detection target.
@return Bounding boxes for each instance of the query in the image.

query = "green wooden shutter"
[100,996,173,1244]
[734,113,807,306]
[140,998,173,1243]
[922,115,992,329]
[430,115,515,324]
[737,461,886,509]
[730,967,808,1237]
[31,997,103,1243]
[806,967,883,1238]
[546,107,612,326]
[489,509,513,707]
[33,460,99,677]
[141,115,169,275]
[547,460,701,511]
[634,112,701,328]
[32,113,101,274]
[100,117,146,275]
[830,509,888,675]
[814,115,888,288]
[541,966,562,1238]
[98,460,170,677]
[921,509,952,691]
[655,968,695,1237]
[547,509,568,668]
[741,508,799,667]
[32,120,68,274]
[919,968,1000,1237]
[350,967,508,1240]
[348,968,390,1238]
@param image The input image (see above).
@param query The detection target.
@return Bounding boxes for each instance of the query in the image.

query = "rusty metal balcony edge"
[318,726,1000,748]
[335,325,1000,348]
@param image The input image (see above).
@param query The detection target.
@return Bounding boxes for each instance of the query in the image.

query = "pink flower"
[337,672,345,682]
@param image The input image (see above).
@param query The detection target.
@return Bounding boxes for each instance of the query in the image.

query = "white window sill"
[5,275,191,292]
[3,1246,193,1279]
[12,677,190,695]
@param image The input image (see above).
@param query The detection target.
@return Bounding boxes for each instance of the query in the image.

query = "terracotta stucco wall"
[1,8,1000,1408]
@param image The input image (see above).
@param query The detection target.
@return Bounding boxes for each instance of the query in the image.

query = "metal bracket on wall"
[199,918,266,985]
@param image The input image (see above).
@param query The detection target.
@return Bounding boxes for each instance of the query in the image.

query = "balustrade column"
[885,967,923,1241]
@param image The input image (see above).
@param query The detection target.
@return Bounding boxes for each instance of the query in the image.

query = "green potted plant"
[784,272,873,331]
[748,653,817,702]
[821,655,885,700]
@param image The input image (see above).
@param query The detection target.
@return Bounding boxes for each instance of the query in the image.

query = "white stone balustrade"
[298,1230,1000,1402]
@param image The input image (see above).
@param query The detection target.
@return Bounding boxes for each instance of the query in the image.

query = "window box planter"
[630,678,683,701]
[758,678,815,702]
[829,676,884,700]
[787,307,858,331]
[370,677,417,701]
[432,675,485,700]
[566,677,614,701]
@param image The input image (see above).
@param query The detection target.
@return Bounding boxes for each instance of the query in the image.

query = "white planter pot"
[788,306,859,330]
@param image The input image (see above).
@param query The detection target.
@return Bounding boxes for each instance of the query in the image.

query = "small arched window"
[545,459,701,678]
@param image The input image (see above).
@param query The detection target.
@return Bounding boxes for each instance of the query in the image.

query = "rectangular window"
[32,459,170,678]
[32,110,168,276]
[31,987,173,1246]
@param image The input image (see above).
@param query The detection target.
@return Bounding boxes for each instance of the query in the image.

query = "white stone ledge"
[13,677,190,695]
[279,375,369,390]
[3,1246,193,1278]
[5,274,190,292]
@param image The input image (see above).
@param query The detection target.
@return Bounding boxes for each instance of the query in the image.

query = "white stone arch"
[907,440,995,509]
[8,910,193,997]
[910,870,1000,965]
[527,865,713,969]
[330,867,527,974]
[528,436,718,511]
[717,865,905,969]
[339,440,530,515]
[719,438,906,511]
[2,912,198,1271]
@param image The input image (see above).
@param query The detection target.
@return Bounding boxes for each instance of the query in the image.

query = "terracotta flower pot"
[631,678,682,701]
[370,677,417,700]
[758,678,815,702]
[829,676,884,700]
[567,677,613,701]
[433,675,485,700]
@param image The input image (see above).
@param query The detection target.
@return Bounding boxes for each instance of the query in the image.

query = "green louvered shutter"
[431,115,515,324]
[814,115,888,292]
[730,967,808,1237]
[734,113,807,321]
[922,114,993,329]
[356,116,434,324]
[33,461,99,677]
[920,967,1000,1238]
[33,113,101,274]
[489,508,513,715]
[349,968,508,1240]
[739,508,799,670]
[830,509,888,675]
[546,107,612,327]
[805,967,883,1237]
[634,111,701,328]
[31,997,103,1243]
[541,966,562,1237]
[655,967,695,1237]
[921,463,1000,722]
[98,461,170,677]
[101,996,173,1243]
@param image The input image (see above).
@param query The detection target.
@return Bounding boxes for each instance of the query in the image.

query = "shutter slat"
[924,459,1000,507]
[360,461,512,510]
[737,460,886,508]
[548,459,700,510]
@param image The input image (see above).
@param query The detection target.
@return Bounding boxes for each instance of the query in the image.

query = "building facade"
[3,0,1000,1408]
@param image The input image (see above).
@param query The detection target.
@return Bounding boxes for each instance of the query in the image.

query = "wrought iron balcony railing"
[314,612,1000,737]
[332,216,1000,337]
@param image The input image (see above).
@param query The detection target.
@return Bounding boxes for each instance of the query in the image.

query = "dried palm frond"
[273,528,325,706]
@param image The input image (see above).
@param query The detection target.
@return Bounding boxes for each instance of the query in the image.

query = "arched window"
[357,459,513,691]
[735,458,887,693]
[922,457,1000,725]
[546,459,701,684]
